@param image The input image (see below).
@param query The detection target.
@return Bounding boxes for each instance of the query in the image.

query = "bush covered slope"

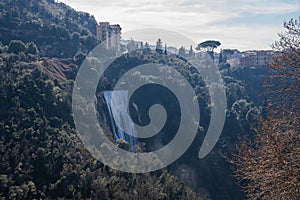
[0,0,98,58]
[0,0,270,199]
[0,42,205,199]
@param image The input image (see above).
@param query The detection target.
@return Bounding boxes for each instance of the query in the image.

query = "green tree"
[178,46,186,57]
[143,42,151,54]
[155,38,163,54]
[164,44,168,55]
[73,52,86,65]
[188,45,194,57]
[71,32,81,46]
[26,42,39,55]
[196,40,221,60]
[196,40,221,52]
[8,40,27,54]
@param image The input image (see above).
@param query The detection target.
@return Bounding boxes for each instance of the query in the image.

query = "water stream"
[103,90,138,150]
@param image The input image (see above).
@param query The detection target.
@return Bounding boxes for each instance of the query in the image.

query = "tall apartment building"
[96,22,121,51]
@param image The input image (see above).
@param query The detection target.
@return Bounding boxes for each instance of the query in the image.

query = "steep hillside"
[0,40,204,199]
[0,0,270,199]
[95,50,266,199]
[0,0,98,58]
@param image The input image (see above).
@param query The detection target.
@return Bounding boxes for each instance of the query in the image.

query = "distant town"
[96,22,278,68]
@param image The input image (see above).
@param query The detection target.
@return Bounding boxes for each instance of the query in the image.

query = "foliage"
[196,40,221,60]
[196,40,221,52]
[0,0,98,58]
[0,42,204,199]
[232,18,300,200]
[0,1,276,199]
[0,39,267,199]
[156,38,164,54]
[189,45,194,57]
[267,17,300,111]
[232,113,299,200]
[26,42,39,55]
[97,49,265,199]
[8,40,27,54]
[73,52,86,66]
[178,47,186,57]
[143,42,151,54]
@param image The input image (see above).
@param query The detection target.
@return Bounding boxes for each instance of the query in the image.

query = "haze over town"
[59,0,300,50]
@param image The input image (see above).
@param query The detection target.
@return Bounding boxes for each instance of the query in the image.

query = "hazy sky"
[60,0,300,50]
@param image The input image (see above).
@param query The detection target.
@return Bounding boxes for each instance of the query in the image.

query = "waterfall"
[103,90,138,150]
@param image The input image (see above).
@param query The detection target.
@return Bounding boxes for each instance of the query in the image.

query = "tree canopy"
[155,38,164,54]
[196,40,221,52]
[232,18,300,200]
[8,40,27,54]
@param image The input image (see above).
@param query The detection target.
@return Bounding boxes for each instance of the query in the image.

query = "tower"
[96,22,121,51]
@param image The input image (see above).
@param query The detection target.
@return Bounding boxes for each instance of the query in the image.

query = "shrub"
[8,40,27,54]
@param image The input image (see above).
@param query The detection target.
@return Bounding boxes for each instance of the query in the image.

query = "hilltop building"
[222,49,242,67]
[220,49,276,68]
[239,50,275,67]
[96,22,121,51]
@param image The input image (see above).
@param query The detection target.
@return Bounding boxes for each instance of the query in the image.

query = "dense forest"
[0,0,98,58]
[0,0,298,199]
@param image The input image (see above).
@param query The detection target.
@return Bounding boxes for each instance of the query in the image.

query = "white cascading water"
[103,90,138,150]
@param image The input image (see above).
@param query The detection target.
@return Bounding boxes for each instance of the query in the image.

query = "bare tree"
[231,18,300,200]
[267,18,300,112]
